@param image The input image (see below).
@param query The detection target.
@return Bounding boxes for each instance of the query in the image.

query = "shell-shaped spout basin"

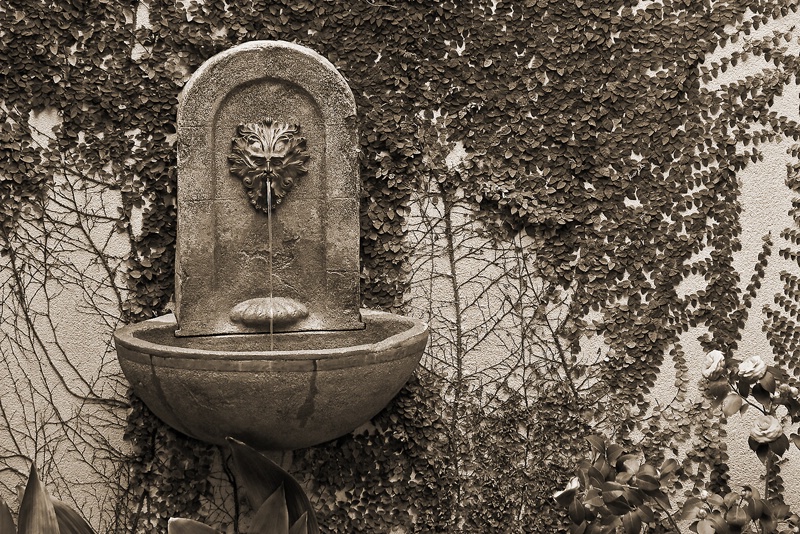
[230,297,309,328]
[114,309,428,450]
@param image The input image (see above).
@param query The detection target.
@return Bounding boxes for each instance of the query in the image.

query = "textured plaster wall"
[406,9,800,512]
[0,107,130,520]
[3,3,800,527]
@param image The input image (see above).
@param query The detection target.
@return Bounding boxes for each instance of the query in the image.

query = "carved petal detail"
[229,297,309,328]
[228,118,310,212]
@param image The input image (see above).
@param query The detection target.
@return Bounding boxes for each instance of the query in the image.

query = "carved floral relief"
[229,119,310,212]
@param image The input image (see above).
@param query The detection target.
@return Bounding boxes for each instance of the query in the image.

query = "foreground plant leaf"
[18,465,59,534]
[53,498,96,534]
[288,512,308,534]
[0,496,15,533]
[251,484,289,534]
[226,438,319,533]
[168,518,222,534]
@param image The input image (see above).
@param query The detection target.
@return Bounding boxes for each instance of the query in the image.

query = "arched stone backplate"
[175,41,363,336]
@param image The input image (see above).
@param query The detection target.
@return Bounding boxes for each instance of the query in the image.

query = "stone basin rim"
[114,308,428,364]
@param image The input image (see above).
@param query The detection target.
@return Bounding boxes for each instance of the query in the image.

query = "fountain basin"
[114,309,428,450]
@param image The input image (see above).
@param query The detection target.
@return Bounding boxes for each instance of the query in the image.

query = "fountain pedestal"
[114,41,427,450]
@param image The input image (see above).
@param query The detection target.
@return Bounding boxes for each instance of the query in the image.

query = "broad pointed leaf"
[752,384,771,410]
[618,454,639,474]
[18,465,59,534]
[251,484,289,534]
[769,433,790,456]
[755,442,770,465]
[650,489,671,511]
[697,519,715,534]
[725,505,748,527]
[759,372,776,394]
[709,511,731,534]
[659,458,678,477]
[722,393,743,416]
[226,438,319,533]
[288,512,308,534]
[746,496,763,518]
[621,511,641,534]
[586,435,606,455]
[606,444,624,465]
[634,474,660,492]
[0,496,15,533]
[167,518,222,534]
[679,497,702,520]
[723,491,739,508]
[53,499,96,534]
[569,499,586,524]
[636,463,657,478]
[738,380,751,398]
[636,504,655,523]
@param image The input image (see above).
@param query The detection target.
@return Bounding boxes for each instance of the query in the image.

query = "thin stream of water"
[267,181,274,350]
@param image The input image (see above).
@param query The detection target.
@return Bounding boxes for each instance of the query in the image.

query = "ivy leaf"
[790,432,800,449]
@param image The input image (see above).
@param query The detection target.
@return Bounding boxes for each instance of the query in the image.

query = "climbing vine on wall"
[3,0,800,532]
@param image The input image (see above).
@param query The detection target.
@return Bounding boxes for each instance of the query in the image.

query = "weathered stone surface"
[114,310,428,450]
[175,41,363,336]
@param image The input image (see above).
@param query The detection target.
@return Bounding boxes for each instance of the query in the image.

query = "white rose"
[738,355,767,380]
[750,415,783,443]
[702,350,726,379]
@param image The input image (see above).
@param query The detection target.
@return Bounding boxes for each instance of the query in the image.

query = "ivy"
[3,0,800,531]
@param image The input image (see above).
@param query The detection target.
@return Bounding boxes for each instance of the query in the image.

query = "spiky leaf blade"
[0,496,15,533]
[18,465,59,534]
[53,499,96,534]
[167,518,222,534]
[251,484,289,534]
[288,513,308,534]
[226,438,319,533]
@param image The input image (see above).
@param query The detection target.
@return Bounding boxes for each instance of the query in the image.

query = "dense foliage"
[2,0,800,532]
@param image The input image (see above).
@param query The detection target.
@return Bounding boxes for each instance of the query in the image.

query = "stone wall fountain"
[114,41,428,451]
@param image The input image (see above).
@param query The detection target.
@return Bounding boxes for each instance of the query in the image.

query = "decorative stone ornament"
[114,41,428,451]
[229,296,309,328]
[229,119,310,212]
[174,40,364,336]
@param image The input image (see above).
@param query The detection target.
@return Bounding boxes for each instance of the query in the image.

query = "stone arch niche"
[175,41,363,336]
